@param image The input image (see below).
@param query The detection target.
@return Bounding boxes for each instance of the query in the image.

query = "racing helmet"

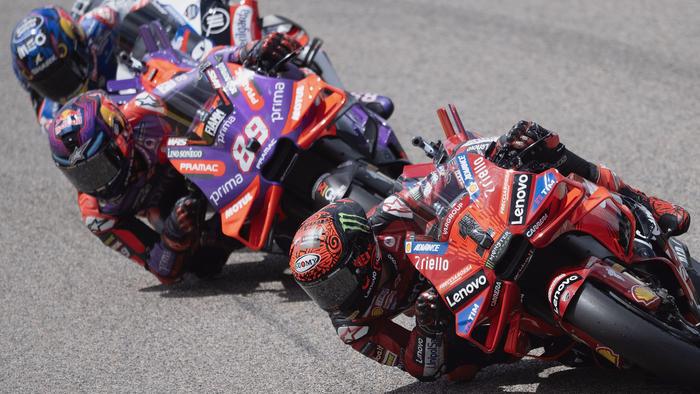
[11,6,90,103]
[48,91,134,200]
[289,200,383,313]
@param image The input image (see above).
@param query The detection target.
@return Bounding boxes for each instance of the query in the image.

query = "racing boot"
[351,92,394,120]
[596,166,690,237]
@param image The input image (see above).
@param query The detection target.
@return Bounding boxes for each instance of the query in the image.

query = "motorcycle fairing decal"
[221,175,260,238]
[547,272,583,317]
[452,153,480,202]
[456,294,485,335]
[444,270,489,312]
[595,346,621,367]
[281,76,323,136]
[530,170,556,213]
[508,173,532,225]
[405,240,448,255]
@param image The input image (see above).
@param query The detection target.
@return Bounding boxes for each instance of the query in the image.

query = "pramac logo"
[294,253,320,273]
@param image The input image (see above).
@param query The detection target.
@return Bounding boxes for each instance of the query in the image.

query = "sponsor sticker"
[631,285,659,306]
[453,154,480,201]
[596,346,620,366]
[413,256,449,271]
[485,231,512,269]
[471,156,496,197]
[531,171,556,212]
[172,159,225,176]
[232,4,254,45]
[445,270,489,311]
[202,7,230,36]
[509,173,532,225]
[438,264,475,291]
[185,4,199,19]
[223,191,253,219]
[209,173,244,207]
[457,295,484,334]
[294,253,320,273]
[525,211,548,238]
[441,202,463,236]
[549,273,582,315]
[405,241,448,255]
[13,16,43,43]
[271,82,286,123]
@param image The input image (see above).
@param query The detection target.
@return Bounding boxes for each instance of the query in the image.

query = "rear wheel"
[566,283,700,388]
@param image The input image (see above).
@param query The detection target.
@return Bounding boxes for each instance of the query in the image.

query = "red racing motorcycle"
[404,105,700,387]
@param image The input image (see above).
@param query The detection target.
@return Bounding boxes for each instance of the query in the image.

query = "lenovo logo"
[444,270,488,310]
[509,174,531,225]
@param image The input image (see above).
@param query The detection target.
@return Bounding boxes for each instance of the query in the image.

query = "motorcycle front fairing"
[158,61,345,249]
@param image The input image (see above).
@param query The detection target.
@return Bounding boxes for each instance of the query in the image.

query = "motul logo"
[291,85,305,120]
[509,174,531,225]
[224,192,253,219]
[445,270,488,310]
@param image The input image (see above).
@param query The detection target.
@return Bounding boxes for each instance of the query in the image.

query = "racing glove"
[488,120,566,172]
[162,196,201,251]
[147,196,202,283]
[240,32,301,73]
[415,288,449,334]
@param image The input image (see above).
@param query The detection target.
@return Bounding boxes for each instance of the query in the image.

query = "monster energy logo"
[338,213,369,233]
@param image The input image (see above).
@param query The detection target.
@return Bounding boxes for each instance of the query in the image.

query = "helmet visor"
[300,266,360,312]
[56,143,124,195]
[30,57,87,102]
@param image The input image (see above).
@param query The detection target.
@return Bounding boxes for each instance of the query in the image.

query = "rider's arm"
[331,315,446,381]
[78,193,189,284]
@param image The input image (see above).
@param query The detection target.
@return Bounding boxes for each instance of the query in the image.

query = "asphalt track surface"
[2,1,700,392]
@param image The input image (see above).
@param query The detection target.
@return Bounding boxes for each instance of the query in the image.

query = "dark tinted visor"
[300,266,360,312]
[56,143,123,195]
[30,57,87,102]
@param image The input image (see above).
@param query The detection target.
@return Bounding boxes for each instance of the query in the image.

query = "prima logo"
[271,82,286,123]
[209,174,244,206]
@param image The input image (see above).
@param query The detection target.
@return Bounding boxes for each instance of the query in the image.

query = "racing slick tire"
[565,282,700,388]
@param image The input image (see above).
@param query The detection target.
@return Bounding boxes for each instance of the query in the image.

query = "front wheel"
[566,283,700,388]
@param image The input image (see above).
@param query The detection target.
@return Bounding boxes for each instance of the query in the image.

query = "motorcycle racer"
[11,4,120,134]
[288,120,691,381]
[46,32,310,284]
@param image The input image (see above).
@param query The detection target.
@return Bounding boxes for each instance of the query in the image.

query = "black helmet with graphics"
[289,200,382,313]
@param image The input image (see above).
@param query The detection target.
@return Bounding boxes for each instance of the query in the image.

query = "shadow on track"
[389,358,694,393]
[138,252,310,303]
